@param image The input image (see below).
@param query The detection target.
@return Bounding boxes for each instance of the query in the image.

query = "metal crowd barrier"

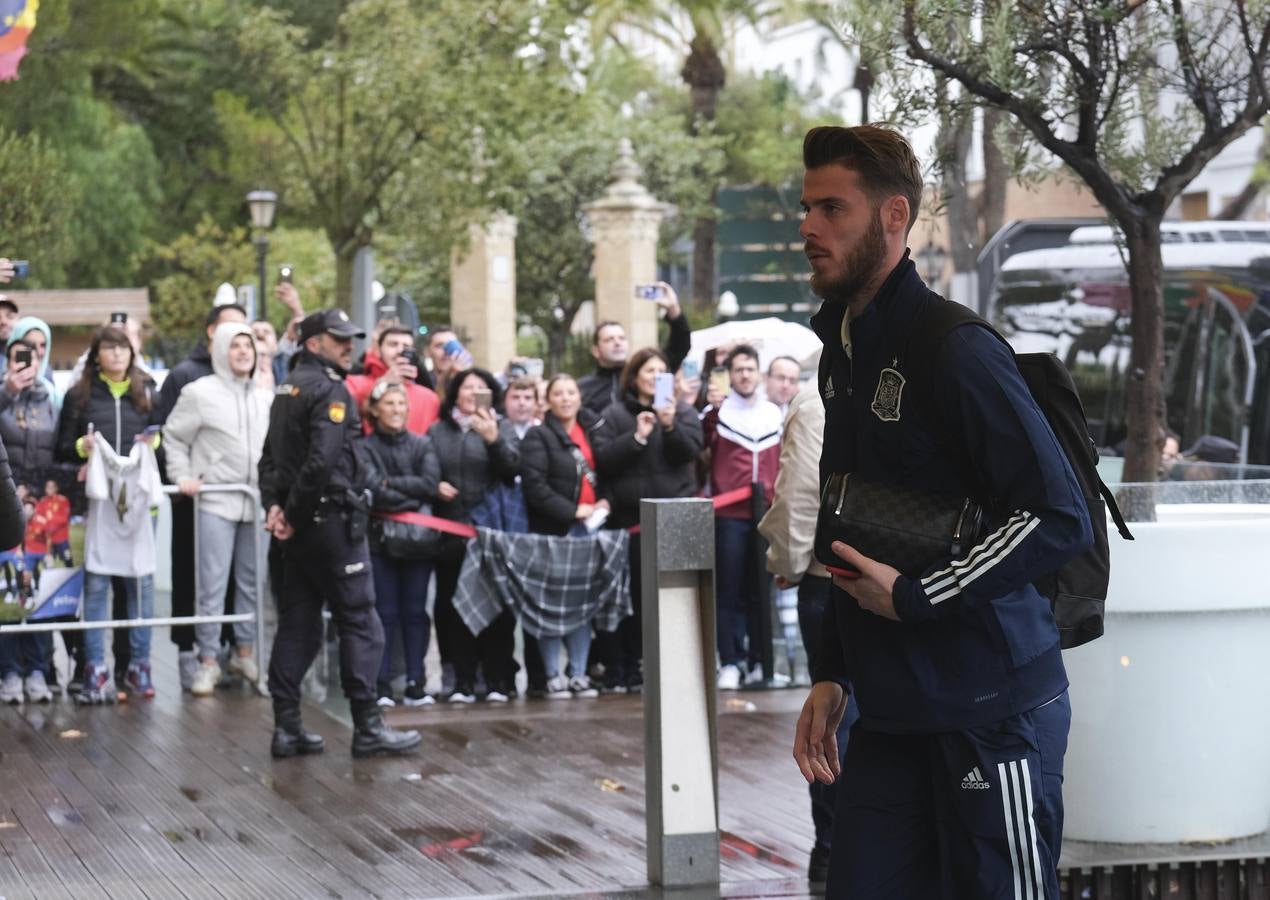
[0,482,269,695]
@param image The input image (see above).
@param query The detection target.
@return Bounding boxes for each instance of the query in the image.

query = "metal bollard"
[641,497,720,888]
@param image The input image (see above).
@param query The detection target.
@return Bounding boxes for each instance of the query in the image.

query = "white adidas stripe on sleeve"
[920,511,1040,606]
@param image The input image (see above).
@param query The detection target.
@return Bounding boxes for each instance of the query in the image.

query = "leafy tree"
[0,129,75,285]
[839,0,1270,498]
[143,217,256,362]
[229,0,588,309]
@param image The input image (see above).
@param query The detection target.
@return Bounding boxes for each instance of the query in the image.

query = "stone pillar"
[449,212,518,371]
[583,139,667,353]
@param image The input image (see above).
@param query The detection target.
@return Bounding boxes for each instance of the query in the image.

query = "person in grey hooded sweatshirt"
[162,321,272,696]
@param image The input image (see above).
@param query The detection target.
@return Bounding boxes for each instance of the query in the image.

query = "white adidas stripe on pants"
[997,758,1046,900]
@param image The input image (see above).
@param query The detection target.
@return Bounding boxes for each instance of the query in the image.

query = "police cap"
[298,308,366,343]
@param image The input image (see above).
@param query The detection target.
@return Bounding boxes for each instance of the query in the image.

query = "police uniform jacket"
[810,253,1093,733]
[259,349,368,531]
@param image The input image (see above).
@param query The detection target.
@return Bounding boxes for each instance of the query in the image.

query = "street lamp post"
[246,189,278,321]
[916,241,949,294]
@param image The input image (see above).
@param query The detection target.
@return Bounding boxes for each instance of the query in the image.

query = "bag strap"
[1099,478,1135,540]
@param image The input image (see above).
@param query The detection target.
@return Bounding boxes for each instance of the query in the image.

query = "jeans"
[83,571,154,669]
[195,510,260,660]
[370,553,433,684]
[715,516,767,667]
[799,574,858,850]
[537,627,592,679]
[0,632,52,677]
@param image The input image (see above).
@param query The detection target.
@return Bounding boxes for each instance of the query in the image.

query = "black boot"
[351,702,422,758]
[271,706,325,758]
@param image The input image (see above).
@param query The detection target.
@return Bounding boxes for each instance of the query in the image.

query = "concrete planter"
[1064,503,1270,843]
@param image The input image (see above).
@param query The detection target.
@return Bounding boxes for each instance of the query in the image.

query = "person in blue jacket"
[791,125,1094,900]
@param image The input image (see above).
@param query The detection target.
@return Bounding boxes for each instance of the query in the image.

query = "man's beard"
[810,211,887,305]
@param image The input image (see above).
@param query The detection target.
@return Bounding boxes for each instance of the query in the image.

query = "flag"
[0,0,38,82]
[27,566,82,621]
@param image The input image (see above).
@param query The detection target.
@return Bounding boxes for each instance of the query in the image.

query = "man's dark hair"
[726,344,760,371]
[428,325,456,342]
[803,125,924,234]
[593,321,624,346]
[378,325,414,347]
[506,376,538,394]
[206,303,247,328]
[768,355,800,374]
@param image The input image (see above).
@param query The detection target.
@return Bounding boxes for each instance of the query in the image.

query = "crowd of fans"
[0,270,811,708]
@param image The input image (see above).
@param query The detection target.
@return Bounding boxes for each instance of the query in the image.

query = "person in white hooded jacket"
[163,322,272,695]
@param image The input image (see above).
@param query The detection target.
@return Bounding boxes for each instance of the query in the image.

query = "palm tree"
[592,0,819,317]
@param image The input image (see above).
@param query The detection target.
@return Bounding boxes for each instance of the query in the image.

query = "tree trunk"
[979,107,1007,241]
[1216,178,1262,220]
[936,78,977,274]
[334,240,357,312]
[1118,214,1167,517]
[682,32,726,320]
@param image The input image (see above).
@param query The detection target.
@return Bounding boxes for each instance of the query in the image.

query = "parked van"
[989,239,1270,464]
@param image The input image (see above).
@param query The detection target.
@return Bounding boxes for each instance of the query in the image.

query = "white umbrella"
[685,317,822,374]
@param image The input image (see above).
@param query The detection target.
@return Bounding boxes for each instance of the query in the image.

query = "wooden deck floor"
[0,662,821,900]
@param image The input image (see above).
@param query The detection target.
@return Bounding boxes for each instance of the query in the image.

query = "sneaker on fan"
[24,671,52,704]
[717,664,742,691]
[226,654,259,683]
[125,662,156,699]
[178,650,199,692]
[569,676,598,699]
[76,664,115,704]
[190,661,221,697]
[0,672,23,705]
[544,675,572,699]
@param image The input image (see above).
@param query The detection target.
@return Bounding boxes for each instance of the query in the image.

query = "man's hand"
[266,504,294,541]
[793,681,848,785]
[652,282,682,321]
[774,575,799,590]
[3,362,35,397]
[830,541,900,621]
[391,356,419,383]
[276,282,303,317]
[177,477,203,498]
[437,481,459,502]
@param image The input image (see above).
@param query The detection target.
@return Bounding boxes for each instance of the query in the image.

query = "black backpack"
[907,299,1133,649]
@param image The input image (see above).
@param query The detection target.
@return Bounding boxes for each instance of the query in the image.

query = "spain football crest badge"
[871,364,905,422]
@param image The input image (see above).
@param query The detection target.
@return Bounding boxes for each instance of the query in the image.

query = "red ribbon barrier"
[377,485,755,538]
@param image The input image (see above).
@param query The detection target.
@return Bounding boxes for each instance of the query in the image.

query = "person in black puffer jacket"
[426,367,521,703]
[363,380,442,709]
[592,346,703,692]
[519,374,607,698]
[55,325,161,702]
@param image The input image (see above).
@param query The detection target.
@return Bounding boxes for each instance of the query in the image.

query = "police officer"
[260,308,422,759]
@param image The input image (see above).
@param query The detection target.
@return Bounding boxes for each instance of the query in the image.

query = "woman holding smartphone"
[426,367,521,703]
[592,347,703,692]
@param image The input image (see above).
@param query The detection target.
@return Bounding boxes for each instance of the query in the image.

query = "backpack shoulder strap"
[901,297,999,391]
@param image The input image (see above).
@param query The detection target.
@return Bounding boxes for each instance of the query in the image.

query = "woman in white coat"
[163,322,272,695]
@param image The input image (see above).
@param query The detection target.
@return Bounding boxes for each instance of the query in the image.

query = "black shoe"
[270,725,325,758]
[808,844,830,884]
[351,705,422,758]
[402,681,434,707]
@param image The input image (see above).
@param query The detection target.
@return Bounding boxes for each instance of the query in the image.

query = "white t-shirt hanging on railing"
[84,439,164,578]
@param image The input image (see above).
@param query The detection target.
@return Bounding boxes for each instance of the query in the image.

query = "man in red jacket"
[702,344,782,690]
[346,326,440,436]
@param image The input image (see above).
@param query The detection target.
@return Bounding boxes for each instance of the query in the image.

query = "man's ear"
[590,344,602,363]
[884,195,910,236]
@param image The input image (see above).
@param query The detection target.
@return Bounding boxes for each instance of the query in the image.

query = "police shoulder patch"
[328,401,346,423]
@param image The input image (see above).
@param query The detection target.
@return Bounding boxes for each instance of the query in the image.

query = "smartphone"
[278,265,294,285]
[634,284,666,300]
[11,260,29,279]
[378,304,398,323]
[473,388,493,411]
[653,372,675,409]
[524,358,544,380]
[825,564,861,580]
[13,347,32,369]
[680,358,701,380]
[110,311,128,325]
[443,338,466,358]
[708,365,730,395]
[400,347,419,367]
